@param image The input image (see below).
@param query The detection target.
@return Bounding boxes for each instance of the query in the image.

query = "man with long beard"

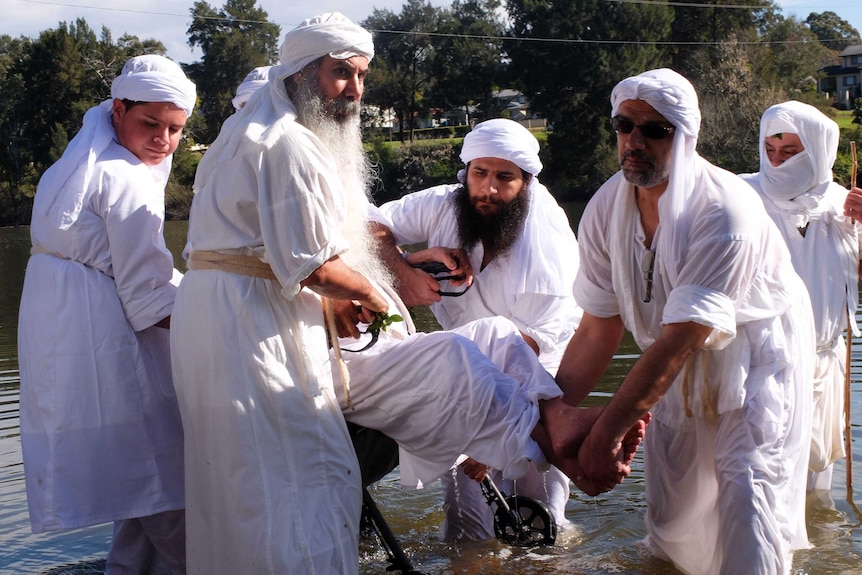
[170,13,644,574]
[369,119,582,541]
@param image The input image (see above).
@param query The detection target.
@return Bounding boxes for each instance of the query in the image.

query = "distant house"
[490,89,547,129]
[819,44,862,109]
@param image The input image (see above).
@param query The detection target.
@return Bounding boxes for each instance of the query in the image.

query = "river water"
[2,220,862,574]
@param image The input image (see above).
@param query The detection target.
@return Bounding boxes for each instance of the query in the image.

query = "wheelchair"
[349,422,557,575]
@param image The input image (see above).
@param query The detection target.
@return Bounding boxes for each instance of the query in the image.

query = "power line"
[10,0,859,48]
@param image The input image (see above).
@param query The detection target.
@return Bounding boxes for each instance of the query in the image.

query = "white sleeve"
[98,164,176,332]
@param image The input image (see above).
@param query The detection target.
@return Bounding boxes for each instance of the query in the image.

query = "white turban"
[232,66,272,111]
[39,54,196,229]
[274,12,374,82]
[757,100,838,203]
[609,68,702,286]
[459,118,543,176]
[112,55,197,118]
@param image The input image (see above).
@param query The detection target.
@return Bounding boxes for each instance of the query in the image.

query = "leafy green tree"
[185,0,280,143]
[15,20,103,173]
[758,15,833,94]
[0,34,28,187]
[669,0,778,77]
[806,11,861,51]
[362,0,441,142]
[505,0,672,199]
[428,0,506,124]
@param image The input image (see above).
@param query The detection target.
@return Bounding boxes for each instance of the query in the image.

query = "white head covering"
[459,118,543,179]
[38,54,196,229]
[232,66,272,111]
[757,100,837,204]
[609,68,701,286]
[273,12,374,83]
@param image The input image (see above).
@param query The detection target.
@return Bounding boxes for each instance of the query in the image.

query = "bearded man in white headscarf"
[555,69,816,574]
[171,13,637,575]
[368,118,582,541]
[740,101,861,493]
[19,54,196,573]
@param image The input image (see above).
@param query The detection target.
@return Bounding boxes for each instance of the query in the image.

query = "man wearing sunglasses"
[555,69,816,574]
[369,118,582,541]
[740,101,862,494]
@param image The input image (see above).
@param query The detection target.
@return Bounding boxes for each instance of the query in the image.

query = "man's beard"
[620,149,669,188]
[453,183,530,258]
[289,72,393,289]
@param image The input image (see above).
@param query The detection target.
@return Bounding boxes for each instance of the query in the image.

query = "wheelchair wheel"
[493,495,557,547]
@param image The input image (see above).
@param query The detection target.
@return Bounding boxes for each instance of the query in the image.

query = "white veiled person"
[574,69,815,574]
[18,54,195,570]
[741,101,860,490]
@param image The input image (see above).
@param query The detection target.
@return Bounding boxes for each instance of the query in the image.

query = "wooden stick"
[848,141,857,497]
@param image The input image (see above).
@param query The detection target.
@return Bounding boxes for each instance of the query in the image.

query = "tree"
[185,0,280,143]
[362,0,442,142]
[806,11,861,51]
[428,0,506,124]
[506,0,672,199]
[757,15,833,94]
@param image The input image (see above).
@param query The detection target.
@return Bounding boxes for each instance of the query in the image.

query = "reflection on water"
[2,222,862,574]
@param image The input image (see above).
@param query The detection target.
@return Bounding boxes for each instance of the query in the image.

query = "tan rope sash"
[187,249,355,409]
[187,250,278,281]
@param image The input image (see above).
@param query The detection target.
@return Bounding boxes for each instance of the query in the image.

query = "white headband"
[459,118,543,176]
[111,54,196,117]
[276,12,374,81]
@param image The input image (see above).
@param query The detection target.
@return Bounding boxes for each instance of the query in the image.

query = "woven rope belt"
[186,250,278,281]
[186,249,355,409]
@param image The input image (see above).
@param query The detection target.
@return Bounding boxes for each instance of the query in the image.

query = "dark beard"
[453,184,530,258]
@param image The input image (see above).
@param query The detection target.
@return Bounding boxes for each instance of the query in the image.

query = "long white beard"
[292,80,394,290]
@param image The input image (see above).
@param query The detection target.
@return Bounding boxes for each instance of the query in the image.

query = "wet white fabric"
[372,176,579,537]
[232,65,272,111]
[39,55,195,230]
[173,53,556,571]
[20,141,184,533]
[576,75,816,571]
[740,101,860,489]
[337,315,558,488]
[275,12,374,82]
[173,51,355,572]
[458,118,543,176]
[373,182,581,374]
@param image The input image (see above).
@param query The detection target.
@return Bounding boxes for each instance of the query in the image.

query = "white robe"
[374,182,582,373]
[742,175,860,486]
[172,80,557,574]
[575,165,815,575]
[19,141,184,533]
[373,182,581,539]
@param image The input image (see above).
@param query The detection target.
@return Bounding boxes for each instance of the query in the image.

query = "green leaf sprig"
[366,311,404,334]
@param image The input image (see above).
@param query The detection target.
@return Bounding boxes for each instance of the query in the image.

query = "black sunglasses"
[611,116,675,140]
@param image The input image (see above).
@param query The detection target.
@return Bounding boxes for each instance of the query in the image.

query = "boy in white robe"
[171,12,645,575]
[740,101,862,492]
[555,68,816,575]
[18,55,196,574]
[369,118,581,540]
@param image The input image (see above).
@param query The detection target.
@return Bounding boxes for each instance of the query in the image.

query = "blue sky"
[2,0,860,64]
